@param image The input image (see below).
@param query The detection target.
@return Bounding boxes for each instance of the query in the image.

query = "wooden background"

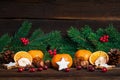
[0,0,120,80]
[0,0,120,36]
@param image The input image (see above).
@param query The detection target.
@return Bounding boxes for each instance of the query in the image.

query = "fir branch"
[68,26,96,51]
[10,21,32,46]
[96,28,105,36]
[0,34,11,52]
[88,33,98,46]
[105,25,120,49]
[28,30,62,52]
[105,25,120,41]
[44,51,52,61]
[59,44,76,57]
[10,44,47,53]
[9,21,32,52]
[59,37,77,56]
[29,28,44,41]
[46,31,62,49]
[67,27,86,44]
[14,21,32,38]
[81,25,93,38]
[29,31,61,45]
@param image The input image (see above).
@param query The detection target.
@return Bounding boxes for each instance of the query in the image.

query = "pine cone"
[2,50,15,63]
[108,49,120,66]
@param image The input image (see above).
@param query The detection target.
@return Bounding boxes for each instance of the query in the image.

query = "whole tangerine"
[75,50,92,61]
[28,50,44,59]
[51,54,73,69]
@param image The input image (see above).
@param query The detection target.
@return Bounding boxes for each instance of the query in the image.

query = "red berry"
[48,50,52,53]
[43,65,48,70]
[20,38,29,45]
[100,35,109,43]
[23,41,29,45]
[25,39,28,41]
[76,66,82,70]
[105,39,108,42]
[23,42,27,45]
[22,38,25,41]
[48,50,53,55]
[87,65,95,72]
[101,67,107,72]
[102,39,106,42]
[21,38,26,41]
[100,37,106,42]
[26,40,28,41]
[53,52,56,55]
[17,67,24,72]
[50,52,53,55]
[103,35,106,37]
[100,37,104,41]
[37,67,43,71]
[103,35,109,40]
[29,68,36,72]
[105,35,109,38]
[53,49,57,52]
[104,38,107,42]
[25,39,29,42]
[64,68,70,72]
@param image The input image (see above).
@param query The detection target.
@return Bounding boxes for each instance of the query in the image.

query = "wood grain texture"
[0,0,120,20]
[0,68,120,80]
[0,19,120,36]
[0,0,120,35]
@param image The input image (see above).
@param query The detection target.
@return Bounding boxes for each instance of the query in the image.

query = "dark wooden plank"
[0,19,120,36]
[0,77,120,80]
[0,68,119,77]
[0,68,120,80]
[0,19,119,36]
[0,0,120,20]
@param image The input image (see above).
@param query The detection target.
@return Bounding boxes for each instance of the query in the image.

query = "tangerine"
[89,51,109,65]
[51,54,73,69]
[28,50,44,59]
[14,51,32,62]
[75,50,92,61]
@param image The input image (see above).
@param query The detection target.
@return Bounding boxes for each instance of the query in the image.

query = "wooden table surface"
[0,68,120,80]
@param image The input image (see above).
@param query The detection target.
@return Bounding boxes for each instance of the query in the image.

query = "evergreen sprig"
[67,26,95,51]
[14,21,32,39]
[9,21,32,52]
[8,21,62,54]
[0,34,11,52]
[29,29,44,41]
[67,25,120,52]
[58,37,77,57]
[1,20,120,59]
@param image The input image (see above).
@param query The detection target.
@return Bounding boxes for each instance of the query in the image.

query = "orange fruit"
[14,51,32,62]
[51,54,73,68]
[89,51,109,65]
[28,50,44,59]
[75,50,92,61]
